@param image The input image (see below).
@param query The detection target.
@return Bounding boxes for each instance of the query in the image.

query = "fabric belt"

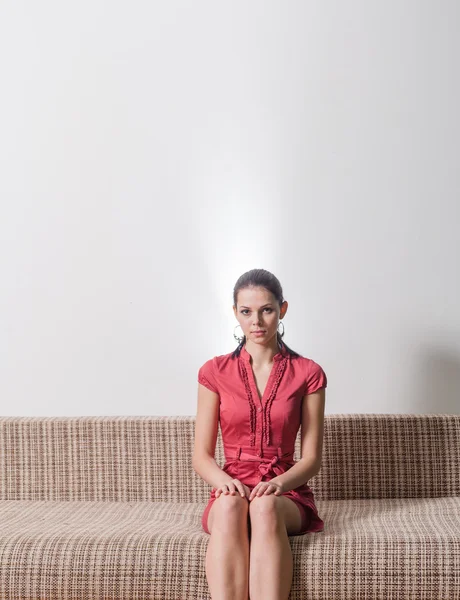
[224,445,295,479]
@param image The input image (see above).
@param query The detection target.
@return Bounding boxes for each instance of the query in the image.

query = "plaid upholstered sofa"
[0,414,458,600]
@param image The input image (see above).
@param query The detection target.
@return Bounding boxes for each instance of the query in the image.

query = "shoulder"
[197,351,237,394]
[197,356,221,394]
[300,354,325,370]
[288,353,316,369]
[296,355,328,395]
[198,351,233,371]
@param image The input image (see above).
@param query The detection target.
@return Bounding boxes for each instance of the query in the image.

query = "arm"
[269,386,326,492]
[192,382,235,489]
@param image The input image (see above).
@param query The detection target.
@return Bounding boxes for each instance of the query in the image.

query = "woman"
[192,268,327,599]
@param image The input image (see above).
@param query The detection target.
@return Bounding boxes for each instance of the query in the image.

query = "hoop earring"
[233,324,244,344]
[277,321,285,338]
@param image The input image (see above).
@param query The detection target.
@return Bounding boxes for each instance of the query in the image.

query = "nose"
[251,315,266,329]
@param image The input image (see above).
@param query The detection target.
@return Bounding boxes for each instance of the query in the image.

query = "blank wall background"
[0,1,459,416]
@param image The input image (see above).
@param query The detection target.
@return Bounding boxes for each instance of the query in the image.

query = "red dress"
[198,344,327,536]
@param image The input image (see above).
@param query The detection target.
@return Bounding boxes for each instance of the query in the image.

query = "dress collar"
[239,344,287,363]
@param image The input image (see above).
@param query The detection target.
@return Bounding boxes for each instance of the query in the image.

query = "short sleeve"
[198,358,219,394]
[305,360,328,395]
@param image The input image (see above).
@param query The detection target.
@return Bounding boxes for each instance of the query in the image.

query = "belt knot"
[258,455,282,478]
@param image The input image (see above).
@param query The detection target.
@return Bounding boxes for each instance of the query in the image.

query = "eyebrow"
[240,304,273,309]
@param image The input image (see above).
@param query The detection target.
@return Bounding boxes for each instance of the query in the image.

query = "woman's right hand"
[215,478,250,499]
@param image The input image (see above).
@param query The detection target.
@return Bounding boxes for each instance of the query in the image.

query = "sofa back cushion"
[0,414,458,502]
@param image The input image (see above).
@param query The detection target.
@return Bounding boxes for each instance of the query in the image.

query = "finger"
[235,483,246,498]
[257,485,269,496]
[249,485,261,500]
[228,480,241,495]
[216,485,228,498]
[228,482,238,495]
[223,482,238,496]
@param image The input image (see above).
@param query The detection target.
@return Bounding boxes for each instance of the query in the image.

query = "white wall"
[1,1,459,416]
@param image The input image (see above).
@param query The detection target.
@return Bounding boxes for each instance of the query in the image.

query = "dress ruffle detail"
[238,356,289,447]
[238,359,257,446]
[264,358,288,445]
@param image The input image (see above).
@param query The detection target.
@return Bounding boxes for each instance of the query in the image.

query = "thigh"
[278,496,305,535]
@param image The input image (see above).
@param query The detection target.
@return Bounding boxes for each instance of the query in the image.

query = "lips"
[252,330,266,333]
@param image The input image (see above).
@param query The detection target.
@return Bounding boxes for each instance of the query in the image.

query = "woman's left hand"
[249,480,284,501]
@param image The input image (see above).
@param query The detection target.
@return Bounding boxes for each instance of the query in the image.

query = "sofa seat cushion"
[0,497,459,600]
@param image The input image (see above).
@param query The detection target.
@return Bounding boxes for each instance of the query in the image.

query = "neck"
[244,339,281,367]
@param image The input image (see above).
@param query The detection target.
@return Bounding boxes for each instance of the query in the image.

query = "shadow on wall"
[416,347,460,414]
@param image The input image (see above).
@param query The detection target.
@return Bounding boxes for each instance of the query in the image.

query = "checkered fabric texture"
[0,414,459,599]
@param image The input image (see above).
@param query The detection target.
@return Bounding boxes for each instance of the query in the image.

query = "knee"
[212,494,249,532]
[248,495,281,526]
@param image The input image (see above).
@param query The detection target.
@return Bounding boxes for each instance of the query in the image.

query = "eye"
[241,308,273,315]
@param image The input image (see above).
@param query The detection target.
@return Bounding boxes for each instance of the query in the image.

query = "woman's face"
[233,287,287,346]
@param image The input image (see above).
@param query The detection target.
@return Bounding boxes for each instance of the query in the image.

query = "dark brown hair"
[231,268,301,360]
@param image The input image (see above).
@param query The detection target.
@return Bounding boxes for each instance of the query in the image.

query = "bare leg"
[205,493,251,600]
[248,495,301,600]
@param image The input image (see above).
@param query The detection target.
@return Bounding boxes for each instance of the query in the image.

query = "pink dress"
[198,344,327,536]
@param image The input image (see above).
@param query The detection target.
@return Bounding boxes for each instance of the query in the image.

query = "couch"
[0,414,459,599]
